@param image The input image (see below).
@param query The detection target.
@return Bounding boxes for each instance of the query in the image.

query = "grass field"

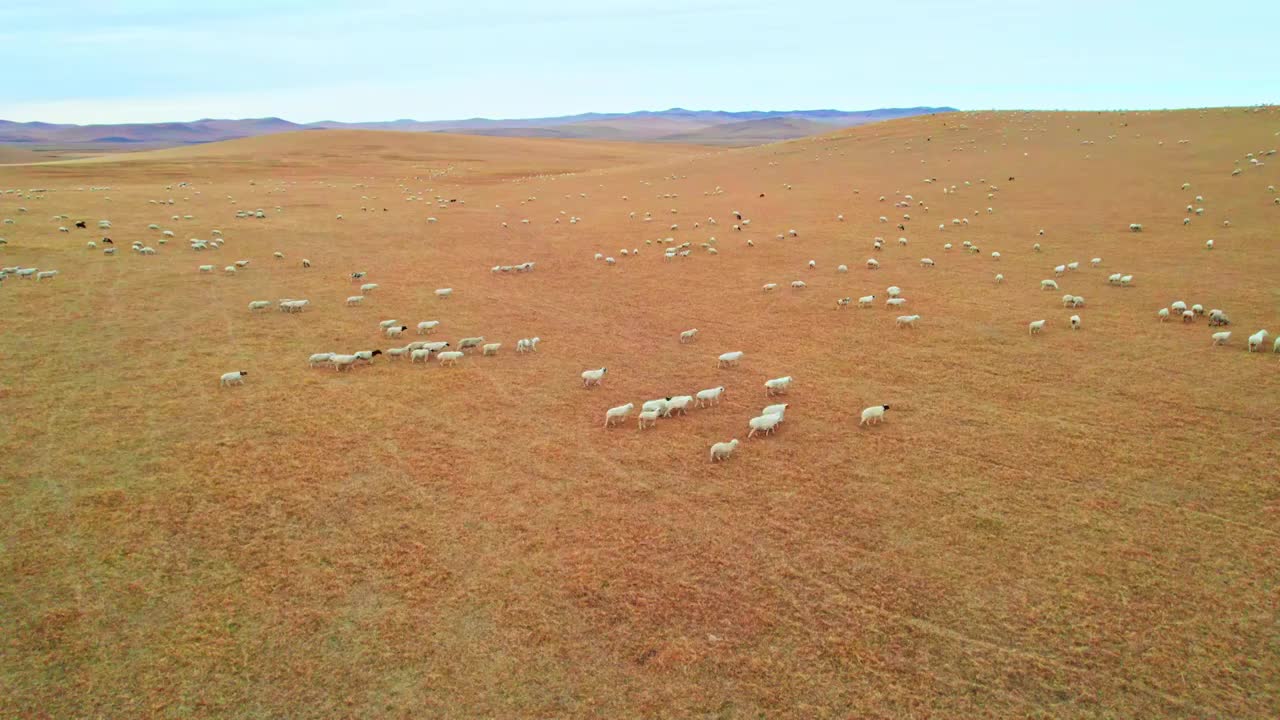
[1,108,1277,718]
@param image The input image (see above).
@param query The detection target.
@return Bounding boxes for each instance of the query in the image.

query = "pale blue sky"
[2,0,1275,124]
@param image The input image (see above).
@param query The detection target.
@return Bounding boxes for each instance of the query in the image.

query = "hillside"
[656,116,836,145]
[0,107,955,152]
[1,108,1277,719]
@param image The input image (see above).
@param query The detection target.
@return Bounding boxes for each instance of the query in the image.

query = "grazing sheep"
[302,259,311,268]
[1033,243,1042,253]
[762,283,778,292]
[837,264,848,273]
[896,314,920,328]
[664,395,694,416]
[1054,265,1066,276]
[637,409,660,429]
[791,280,806,289]
[1029,319,1047,335]
[995,273,1004,284]
[384,325,408,338]
[1120,275,1134,286]
[1129,223,1143,232]
[866,258,880,269]
[435,288,452,299]
[220,370,248,387]
[604,403,635,428]
[308,352,336,367]
[718,351,744,367]
[709,439,740,462]
[385,346,411,360]
[198,264,214,273]
[1206,239,1214,250]
[764,376,793,396]
[457,336,485,352]
[582,367,607,387]
[361,283,379,293]
[379,319,402,329]
[438,351,464,366]
[346,295,364,306]
[886,286,901,298]
[417,320,440,334]
[1212,331,1231,346]
[482,343,501,356]
[224,266,237,275]
[1247,330,1269,352]
[680,328,699,343]
[515,337,541,353]
[920,258,935,267]
[1041,279,1059,290]
[859,405,889,426]
[1062,294,1075,307]
[747,413,782,438]
[1071,296,1085,307]
[1070,315,1082,330]
[886,298,907,308]
[695,386,725,407]
[248,300,272,311]
[273,252,283,259]
[858,295,876,307]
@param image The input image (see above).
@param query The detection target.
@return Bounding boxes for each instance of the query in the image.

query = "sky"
[1,0,1276,124]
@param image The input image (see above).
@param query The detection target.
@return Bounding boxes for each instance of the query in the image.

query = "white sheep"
[920,258,935,267]
[417,321,440,334]
[1070,315,1082,330]
[717,351,744,367]
[224,265,237,275]
[384,325,408,338]
[482,343,501,356]
[435,288,452,299]
[604,403,634,428]
[1247,330,1269,352]
[680,328,698,343]
[764,376,793,396]
[695,386,725,407]
[1129,223,1143,232]
[664,395,693,416]
[361,283,379,294]
[198,264,214,273]
[308,352,335,367]
[346,296,364,306]
[896,314,920,328]
[747,413,782,438]
[709,439,740,462]
[1041,279,1059,290]
[762,283,778,292]
[637,409,660,429]
[379,319,402,329]
[1071,296,1085,308]
[1066,261,1079,271]
[1062,294,1076,308]
[516,337,541,353]
[1029,319,1047,335]
[410,348,433,363]
[438,351,464,366]
[858,295,876,307]
[457,336,485,352]
[837,264,848,273]
[248,300,272,311]
[1120,275,1133,286]
[1206,239,1215,250]
[808,260,816,269]
[859,404,889,426]
[219,370,248,387]
[581,367,607,387]
[1211,331,1231,346]
[1157,308,1170,321]
[866,258,880,269]
[886,298,907,308]
[385,346,410,360]
[302,259,312,268]
[791,280,806,289]
[995,273,1004,284]
[1054,265,1066,276]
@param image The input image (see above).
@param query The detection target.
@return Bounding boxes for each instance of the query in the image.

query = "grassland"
[1,109,1277,719]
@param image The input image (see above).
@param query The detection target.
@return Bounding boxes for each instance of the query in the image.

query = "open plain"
[1,109,1278,718]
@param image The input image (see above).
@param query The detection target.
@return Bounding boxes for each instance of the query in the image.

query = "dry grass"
[1,110,1278,719]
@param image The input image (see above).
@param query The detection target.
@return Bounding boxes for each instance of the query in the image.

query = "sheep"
[762,283,778,292]
[866,258,880,269]
[859,404,889,426]
[308,352,336,367]
[747,413,782,438]
[898,237,909,246]
[1247,330,1269,352]
[695,386,725,407]
[1129,223,1143,232]
[762,403,788,422]
[35,270,59,281]
[680,328,699,343]
[351,272,368,282]
[1191,304,1204,316]
[410,348,433,363]
[302,259,311,268]
[995,273,1004,284]
[1054,264,1066,276]
[1062,294,1076,307]
[416,320,440,335]
[1181,310,1196,323]
[604,403,635,428]
[837,264,848,273]
[709,439,740,462]
[379,319,402,329]
[764,376,793,396]
[1070,315,1082,330]
[1120,275,1134,286]
[384,325,408,338]
[717,351,744,367]
[198,264,214,273]
[1157,307,1171,322]
[1274,336,1280,353]
[219,370,248,387]
[1206,239,1215,250]
[991,251,1001,260]
[482,343,501,356]
[86,241,97,249]
[637,409,660,429]
[224,266,237,275]
[920,258,935,267]
[280,300,309,313]
[248,300,272,312]
[234,260,250,268]
[886,286,901,298]
[1212,331,1231,345]
[1071,296,1085,308]
[1091,257,1101,267]
[1066,261,1079,271]
[1033,243,1042,253]
[346,295,364,306]
[791,281,807,289]
[808,260,816,269]
[581,367,607,387]
[858,295,876,307]
[353,350,382,363]
[1029,319,1047,335]
[896,314,920,328]
[516,337,541,353]
[1108,273,1123,285]
[664,395,693,416]
[438,351,465,366]
[385,346,411,360]
[1208,310,1231,326]
[1041,279,1059,290]
[273,252,283,259]
[361,283,379,293]
[435,288,452,299]
[886,298,907,308]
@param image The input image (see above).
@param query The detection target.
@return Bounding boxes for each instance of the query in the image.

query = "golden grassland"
[1,109,1278,718]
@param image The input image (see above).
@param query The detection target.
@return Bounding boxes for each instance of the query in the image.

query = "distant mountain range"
[0,107,956,148]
